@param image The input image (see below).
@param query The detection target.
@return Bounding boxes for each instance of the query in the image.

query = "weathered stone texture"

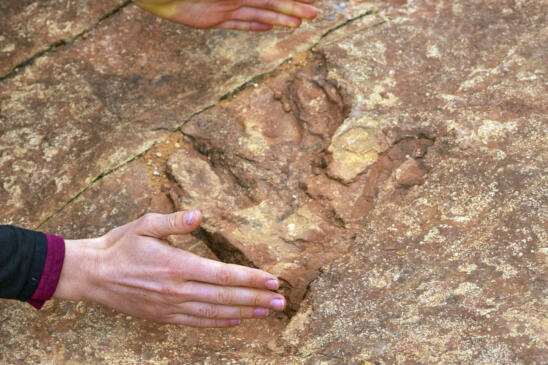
[281,0,548,363]
[0,0,128,77]
[1,0,547,363]
[0,0,376,229]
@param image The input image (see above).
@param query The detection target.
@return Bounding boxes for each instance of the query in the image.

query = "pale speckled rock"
[280,0,548,363]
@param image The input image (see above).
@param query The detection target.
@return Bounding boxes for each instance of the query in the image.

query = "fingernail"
[184,210,199,225]
[269,298,285,311]
[265,279,279,290]
[254,308,269,317]
[229,319,241,326]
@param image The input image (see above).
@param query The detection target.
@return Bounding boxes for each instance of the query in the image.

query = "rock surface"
[0,0,128,77]
[0,0,376,228]
[1,0,547,363]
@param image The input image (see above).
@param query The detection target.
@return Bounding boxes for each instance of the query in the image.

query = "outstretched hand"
[134,0,319,31]
[54,210,285,327]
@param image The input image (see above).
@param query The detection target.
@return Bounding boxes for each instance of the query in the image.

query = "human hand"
[54,210,285,327]
[134,0,319,31]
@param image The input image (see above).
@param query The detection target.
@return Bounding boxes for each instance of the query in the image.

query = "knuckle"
[177,283,192,300]
[215,268,233,285]
[166,262,184,281]
[216,288,233,304]
[160,283,178,297]
[139,213,157,228]
[141,213,155,223]
[198,304,219,319]
[160,284,187,303]
[250,271,263,288]
[253,293,262,307]
[167,213,181,231]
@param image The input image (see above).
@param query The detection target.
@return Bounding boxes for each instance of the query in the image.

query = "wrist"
[53,237,104,302]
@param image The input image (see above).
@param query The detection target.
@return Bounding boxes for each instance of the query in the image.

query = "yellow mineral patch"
[242,119,269,158]
[327,117,384,182]
[457,263,477,274]
[245,132,268,157]
[366,84,398,109]
[141,131,186,190]
[329,148,379,182]
[1,43,15,53]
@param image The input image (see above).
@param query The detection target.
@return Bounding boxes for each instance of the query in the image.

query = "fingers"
[164,303,270,327]
[243,0,319,20]
[177,302,270,319]
[180,281,286,310]
[215,20,273,31]
[230,6,303,28]
[135,210,202,238]
[180,252,280,290]
[167,313,242,328]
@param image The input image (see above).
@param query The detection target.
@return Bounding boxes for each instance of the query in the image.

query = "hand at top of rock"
[134,0,319,31]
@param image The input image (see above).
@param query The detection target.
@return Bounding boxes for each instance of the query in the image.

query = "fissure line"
[35,8,385,229]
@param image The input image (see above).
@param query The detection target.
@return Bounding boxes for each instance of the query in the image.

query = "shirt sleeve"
[0,225,65,309]
[0,225,47,301]
[28,233,65,309]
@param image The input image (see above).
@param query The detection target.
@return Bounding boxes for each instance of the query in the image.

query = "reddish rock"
[1,0,547,363]
[395,158,426,187]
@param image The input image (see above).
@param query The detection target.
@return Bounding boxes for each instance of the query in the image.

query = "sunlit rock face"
[1,0,546,363]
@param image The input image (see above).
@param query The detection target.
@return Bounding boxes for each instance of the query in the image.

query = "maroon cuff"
[28,234,65,309]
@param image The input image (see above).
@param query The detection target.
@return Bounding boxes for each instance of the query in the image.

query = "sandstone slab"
[0,0,546,363]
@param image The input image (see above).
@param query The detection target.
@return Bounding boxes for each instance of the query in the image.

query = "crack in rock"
[0,1,132,81]
[30,10,382,229]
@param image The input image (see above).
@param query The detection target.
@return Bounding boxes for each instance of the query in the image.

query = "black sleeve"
[0,225,47,301]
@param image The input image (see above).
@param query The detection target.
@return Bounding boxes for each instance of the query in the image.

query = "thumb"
[136,210,202,238]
